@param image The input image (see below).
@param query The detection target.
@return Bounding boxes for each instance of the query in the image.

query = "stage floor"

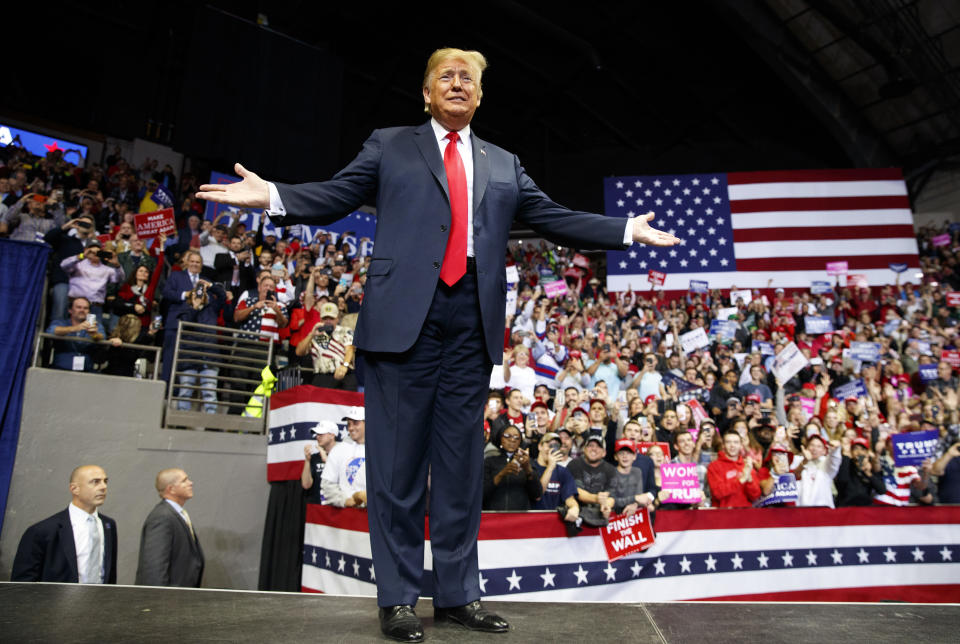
[1,582,957,643]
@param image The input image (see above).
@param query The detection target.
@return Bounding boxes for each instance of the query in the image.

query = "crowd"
[1,142,368,412]
[4,141,960,517]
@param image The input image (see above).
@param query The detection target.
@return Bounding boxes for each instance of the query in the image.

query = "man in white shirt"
[12,465,117,583]
[322,407,367,507]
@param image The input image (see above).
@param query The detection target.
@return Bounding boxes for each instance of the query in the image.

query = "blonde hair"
[111,314,142,344]
[422,48,487,114]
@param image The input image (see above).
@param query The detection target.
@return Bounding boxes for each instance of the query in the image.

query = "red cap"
[745,393,762,404]
[768,444,792,455]
[644,394,658,406]
[845,397,858,403]
[831,355,843,364]
[851,437,870,449]
[568,350,582,360]
[589,398,607,409]
[530,400,549,412]
[801,382,816,391]
[614,438,637,454]
[639,336,651,344]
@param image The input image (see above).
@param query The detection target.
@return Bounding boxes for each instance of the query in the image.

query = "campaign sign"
[918,364,939,383]
[846,273,869,288]
[660,463,701,504]
[544,279,568,298]
[730,289,752,305]
[752,341,774,356]
[709,319,738,340]
[891,430,940,467]
[689,279,708,293]
[505,265,519,284]
[932,233,951,247]
[849,341,881,362]
[831,378,866,401]
[943,349,960,369]
[505,289,518,317]
[889,262,909,273]
[717,306,738,320]
[800,397,816,421]
[648,270,666,286]
[810,280,833,294]
[914,340,933,357]
[946,292,960,307]
[754,474,798,507]
[601,508,655,562]
[680,327,709,354]
[772,342,808,383]
[133,208,176,241]
[687,399,709,427]
[804,315,834,335]
[826,261,848,275]
[636,442,671,458]
[882,319,902,336]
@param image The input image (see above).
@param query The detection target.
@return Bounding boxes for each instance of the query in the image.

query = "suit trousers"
[362,271,491,608]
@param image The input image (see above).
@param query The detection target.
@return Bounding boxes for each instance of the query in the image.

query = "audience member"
[321,408,367,508]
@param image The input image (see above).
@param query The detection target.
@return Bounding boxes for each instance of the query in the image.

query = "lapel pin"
[481,148,486,156]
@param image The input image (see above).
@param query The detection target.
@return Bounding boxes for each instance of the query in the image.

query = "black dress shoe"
[434,600,509,632]
[378,605,424,642]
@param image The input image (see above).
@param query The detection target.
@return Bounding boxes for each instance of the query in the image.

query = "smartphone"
[86,314,97,326]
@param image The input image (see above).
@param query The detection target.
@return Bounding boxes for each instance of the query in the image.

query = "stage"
[1,582,956,643]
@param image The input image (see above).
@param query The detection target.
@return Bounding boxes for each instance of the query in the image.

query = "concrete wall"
[0,368,269,589]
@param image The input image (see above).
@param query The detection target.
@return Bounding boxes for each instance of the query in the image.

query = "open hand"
[631,213,680,247]
[196,163,270,209]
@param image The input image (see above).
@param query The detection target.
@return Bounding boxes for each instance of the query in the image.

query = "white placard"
[505,265,519,284]
[505,289,518,317]
[772,342,809,383]
[730,289,752,305]
[680,327,709,354]
[717,306,738,320]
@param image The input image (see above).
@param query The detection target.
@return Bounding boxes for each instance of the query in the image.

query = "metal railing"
[164,321,274,434]
[32,331,162,379]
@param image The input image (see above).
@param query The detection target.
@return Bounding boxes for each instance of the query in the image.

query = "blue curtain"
[0,239,50,532]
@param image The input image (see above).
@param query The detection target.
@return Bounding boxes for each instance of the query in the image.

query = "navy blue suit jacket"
[11,508,118,583]
[274,121,629,363]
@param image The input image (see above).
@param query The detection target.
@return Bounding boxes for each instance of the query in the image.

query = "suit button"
[440,224,447,232]
[433,261,440,269]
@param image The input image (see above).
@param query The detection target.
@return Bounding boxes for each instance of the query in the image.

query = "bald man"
[135,468,204,587]
[12,465,117,583]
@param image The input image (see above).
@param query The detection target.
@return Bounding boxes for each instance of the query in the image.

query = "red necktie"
[440,131,468,286]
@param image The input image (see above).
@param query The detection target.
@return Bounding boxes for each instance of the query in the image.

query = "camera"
[99,250,114,261]
[75,219,93,230]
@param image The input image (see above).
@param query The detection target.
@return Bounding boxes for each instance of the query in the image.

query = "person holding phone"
[482,426,542,511]
[60,238,126,323]
[531,432,579,521]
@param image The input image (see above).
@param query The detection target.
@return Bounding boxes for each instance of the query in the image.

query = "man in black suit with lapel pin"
[197,47,678,642]
[12,465,117,584]
[135,468,205,587]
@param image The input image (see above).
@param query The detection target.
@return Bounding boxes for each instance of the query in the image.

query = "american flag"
[266,385,364,481]
[605,169,921,293]
[302,504,960,602]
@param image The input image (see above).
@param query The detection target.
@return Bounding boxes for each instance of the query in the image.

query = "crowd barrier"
[302,504,960,603]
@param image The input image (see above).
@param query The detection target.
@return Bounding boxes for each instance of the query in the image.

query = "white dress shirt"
[164,498,193,533]
[68,502,104,584]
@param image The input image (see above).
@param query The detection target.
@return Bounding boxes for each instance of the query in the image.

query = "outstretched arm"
[196,163,270,209]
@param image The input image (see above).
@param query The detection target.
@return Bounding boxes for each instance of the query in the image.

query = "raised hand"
[196,163,270,209]
[631,213,680,247]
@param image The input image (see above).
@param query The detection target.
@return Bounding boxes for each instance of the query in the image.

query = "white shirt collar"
[164,498,185,514]
[68,501,99,523]
[430,118,471,147]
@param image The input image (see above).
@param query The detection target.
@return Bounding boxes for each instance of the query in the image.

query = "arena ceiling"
[7,1,960,219]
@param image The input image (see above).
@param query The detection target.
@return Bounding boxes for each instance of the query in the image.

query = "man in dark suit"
[213,233,256,300]
[197,47,678,642]
[159,249,224,384]
[135,468,204,587]
[12,465,117,584]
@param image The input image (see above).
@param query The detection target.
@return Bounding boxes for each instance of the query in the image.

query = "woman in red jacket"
[114,233,166,327]
[708,430,762,507]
